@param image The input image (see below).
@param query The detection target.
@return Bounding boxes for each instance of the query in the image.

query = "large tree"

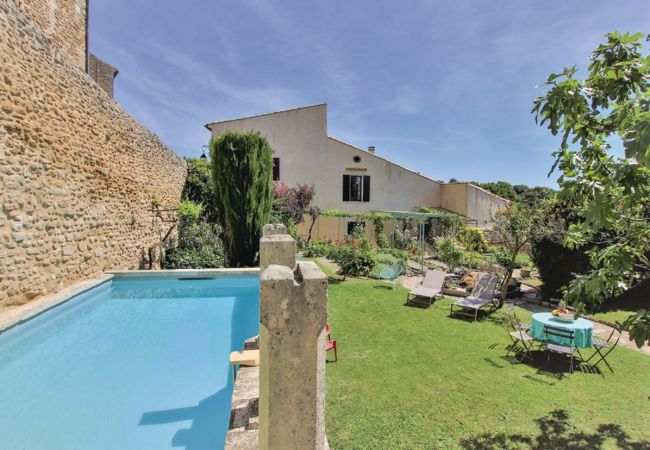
[210,130,274,267]
[533,32,650,347]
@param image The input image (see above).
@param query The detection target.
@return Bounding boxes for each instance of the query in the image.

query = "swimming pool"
[0,273,259,450]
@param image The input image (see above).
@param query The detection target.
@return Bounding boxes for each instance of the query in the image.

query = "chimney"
[368,146,375,154]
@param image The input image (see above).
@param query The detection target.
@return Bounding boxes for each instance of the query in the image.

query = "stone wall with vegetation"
[0,0,187,308]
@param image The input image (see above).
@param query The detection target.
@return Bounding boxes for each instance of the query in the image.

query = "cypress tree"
[210,130,273,267]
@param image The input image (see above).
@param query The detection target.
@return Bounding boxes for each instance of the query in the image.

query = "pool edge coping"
[0,274,114,333]
[1,268,261,334]
[107,268,260,277]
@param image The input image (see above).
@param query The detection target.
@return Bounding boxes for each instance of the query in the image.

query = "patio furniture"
[505,305,535,363]
[449,272,499,321]
[406,269,445,307]
[529,312,593,348]
[586,325,622,373]
[379,264,402,289]
[543,325,584,373]
[325,323,337,362]
[325,339,338,362]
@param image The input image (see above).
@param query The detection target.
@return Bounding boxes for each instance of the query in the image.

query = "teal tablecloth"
[530,312,593,348]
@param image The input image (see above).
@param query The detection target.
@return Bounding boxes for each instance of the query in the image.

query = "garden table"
[530,312,593,348]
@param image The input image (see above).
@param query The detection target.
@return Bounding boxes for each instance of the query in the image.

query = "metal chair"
[543,325,583,373]
[379,264,402,289]
[505,306,535,363]
[586,325,621,373]
[507,303,531,332]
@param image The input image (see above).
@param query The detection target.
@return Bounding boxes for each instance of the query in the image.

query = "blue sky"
[89,1,649,187]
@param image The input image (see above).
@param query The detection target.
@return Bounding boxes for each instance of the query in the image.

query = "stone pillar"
[260,224,296,271]
[259,224,328,450]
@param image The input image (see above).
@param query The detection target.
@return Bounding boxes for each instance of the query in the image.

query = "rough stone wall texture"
[14,0,88,70]
[88,54,118,99]
[0,0,187,309]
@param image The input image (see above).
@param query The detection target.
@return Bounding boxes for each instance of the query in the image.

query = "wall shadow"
[460,409,650,450]
[139,388,230,450]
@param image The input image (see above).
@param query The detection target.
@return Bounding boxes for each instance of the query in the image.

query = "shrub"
[380,247,409,262]
[391,228,412,250]
[530,236,590,299]
[162,222,225,269]
[303,240,329,258]
[435,237,466,272]
[334,246,376,277]
[371,252,407,277]
[457,226,488,253]
[182,158,220,223]
[177,200,203,222]
[210,130,273,267]
[376,232,390,249]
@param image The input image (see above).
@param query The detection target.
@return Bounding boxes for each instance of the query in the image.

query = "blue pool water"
[0,274,259,450]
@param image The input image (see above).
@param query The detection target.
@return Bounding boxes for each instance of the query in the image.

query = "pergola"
[380,211,460,273]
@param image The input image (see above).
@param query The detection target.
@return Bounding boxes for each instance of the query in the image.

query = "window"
[347,221,365,235]
[342,174,370,202]
[273,158,280,181]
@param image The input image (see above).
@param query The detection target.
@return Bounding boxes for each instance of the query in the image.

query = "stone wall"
[14,0,88,70]
[0,0,187,309]
[88,54,118,98]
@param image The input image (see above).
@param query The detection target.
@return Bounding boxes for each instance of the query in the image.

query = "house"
[206,104,508,239]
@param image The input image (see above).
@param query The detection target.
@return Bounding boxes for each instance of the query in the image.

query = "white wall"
[207,104,442,214]
[466,184,509,228]
[324,138,442,212]
[206,104,509,234]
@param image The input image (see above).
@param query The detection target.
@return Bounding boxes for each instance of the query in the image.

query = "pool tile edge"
[107,268,260,277]
[0,274,114,333]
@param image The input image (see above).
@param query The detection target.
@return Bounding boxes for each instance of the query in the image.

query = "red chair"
[325,323,337,362]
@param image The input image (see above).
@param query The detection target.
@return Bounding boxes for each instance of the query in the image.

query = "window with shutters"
[342,174,370,202]
[347,221,365,234]
[273,158,280,181]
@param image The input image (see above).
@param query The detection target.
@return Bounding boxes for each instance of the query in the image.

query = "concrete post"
[259,224,328,450]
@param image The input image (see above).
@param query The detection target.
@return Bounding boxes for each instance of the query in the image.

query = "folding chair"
[586,325,621,373]
[505,305,534,363]
[543,325,584,373]
[325,323,338,362]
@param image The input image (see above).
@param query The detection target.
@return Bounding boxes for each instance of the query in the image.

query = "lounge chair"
[449,272,499,321]
[406,269,445,307]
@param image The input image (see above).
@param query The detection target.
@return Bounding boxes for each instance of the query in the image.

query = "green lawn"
[323,275,650,449]
[589,309,639,325]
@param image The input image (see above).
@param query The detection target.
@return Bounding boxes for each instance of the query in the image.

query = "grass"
[589,309,639,325]
[322,274,650,449]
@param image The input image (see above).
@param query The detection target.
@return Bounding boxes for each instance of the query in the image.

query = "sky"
[89,1,649,188]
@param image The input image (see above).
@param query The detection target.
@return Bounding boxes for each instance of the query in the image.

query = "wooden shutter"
[363,176,370,202]
[343,175,350,201]
[273,158,280,181]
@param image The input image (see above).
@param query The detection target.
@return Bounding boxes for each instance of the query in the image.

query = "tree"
[533,32,650,347]
[306,206,321,243]
[272,182,316,225]
[210,131,274,267]
[182,158,220,223]
[491,203,560,307]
